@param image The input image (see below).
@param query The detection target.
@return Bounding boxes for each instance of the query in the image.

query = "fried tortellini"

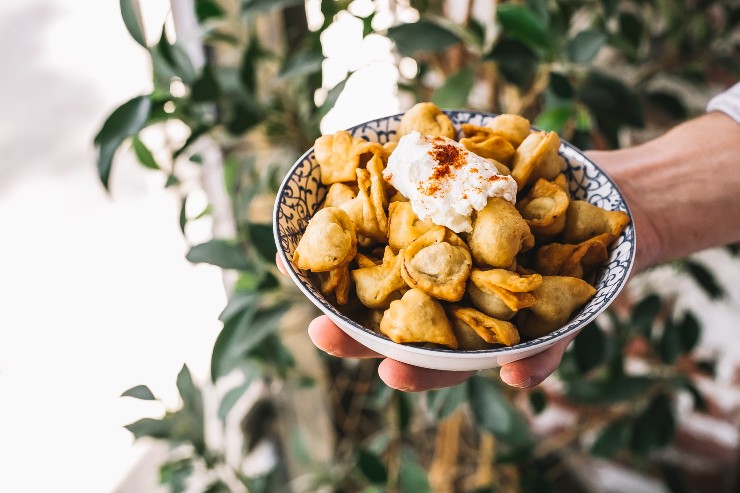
[380,289,458,348]
[315,131,386,184]
[292,103,630,351]
[293,207,356,272]
[468,198,535,269]
[398,102,456,139]
[401,227,472,302]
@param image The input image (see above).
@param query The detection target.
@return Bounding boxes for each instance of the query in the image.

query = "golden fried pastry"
[562,200,630,244]
[351,247,407,309]
[380,289,458,348]
[448,305,520,348]
[340,168,388,243]
[387,201,435,251]
[467,283,516,320]
[517,276,597,339]
[510,131,564,189]
[534,233,611,279]
[314,131,385,184]
[460,123,516,164]
[516,177,570,239]
[468,268,540,317]
[486,114,531,147]
[401,227,472,302]
[321,264,350,305]
[468,198,535,268]
[397,102,456,139]
[383,141,398,154]
[324,183,357,208]
[294,207,357,272]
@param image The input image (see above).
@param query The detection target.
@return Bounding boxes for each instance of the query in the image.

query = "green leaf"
[95,95,152,189]
[659,463,692,493]
[535,104,574,133]
[387,19,462,56]
[528,390,547,414]
[192,63,220,102]
[196,0,225,22]
[647,91,688,120]
[131,136,160,170]
[399,448,431,493]
[186,239,253,271]
[125,416,175,439]
[120,0,147,47]
[618,12,643,53]
[601,0,618,18]
[397,392,414,434]
[227,100,264,135]
[173,125,208,159]
[427,383,467,420]
[165,174,180,188]
[280,51,324,80]
[486,38,540,88]
[176,364,204,423]
[566,376,655,405]
[241,0,304,15]
[468,376,532,452]
[360,12,376,38]
[631,293,661,337]
[677,311,701,353]
[211,296,258,381]
[202,480,231,493]
[567,30,607,64]
[682,259,725,300]
[179,196,187,235]
[673,376,707,412]
[591,418,631,458]
[431,67,475,109]
[151,28,198,85]
[525,0,549,25]
[218,378,252,422]
[121,385,156,400]
[247,223,278,262]
[726,243,740,256]
[240,37,264,94]
[549,72,573,99]
[577,70,643,146]
[160,458,193,493]
[219,291,259,323]
[316,78,348,119]
[573,322,606,373]
[630,394,676,457]
[358,448,388,484]
[496,4,550,50]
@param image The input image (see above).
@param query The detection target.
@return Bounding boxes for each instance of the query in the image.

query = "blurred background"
[1,1,738,492]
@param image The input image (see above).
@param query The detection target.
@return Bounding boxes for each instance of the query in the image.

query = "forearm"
[590,111,740,272]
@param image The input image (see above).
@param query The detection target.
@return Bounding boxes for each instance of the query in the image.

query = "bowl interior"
[274,110,635,358]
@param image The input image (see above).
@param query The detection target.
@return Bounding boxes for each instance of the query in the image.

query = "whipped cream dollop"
[382,131,518,233]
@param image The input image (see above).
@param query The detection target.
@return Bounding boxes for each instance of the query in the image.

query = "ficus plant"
[102,1,738,492]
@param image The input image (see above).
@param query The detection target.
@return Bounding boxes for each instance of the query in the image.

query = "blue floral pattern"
[274,111,635,355]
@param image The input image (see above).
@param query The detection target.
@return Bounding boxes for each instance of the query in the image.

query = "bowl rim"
[273,109,635,359]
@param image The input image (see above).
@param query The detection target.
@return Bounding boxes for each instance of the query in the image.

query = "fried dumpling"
[320,264,351,305]
[351,247,407,309]
[387,201,435,251]
[340,166,388,243]
[534,233,611,279]
[293,207,357,272]
[398,102,456,139]
[510,131,564,189]
[401,227,472,302]
[324,183,357,208]
[448,305,520,348]
[562,200,630,244]
[485,158,512,176]
[468,268,541,319]
[468,198,535,268]
[516,177,570,239]
[460,124,516,164]
[314,131,385,184]
[486,114,531,147]
[517,276,597,339]
[380,289,458,348]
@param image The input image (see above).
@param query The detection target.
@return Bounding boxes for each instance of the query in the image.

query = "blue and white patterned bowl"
[273,111,635,371]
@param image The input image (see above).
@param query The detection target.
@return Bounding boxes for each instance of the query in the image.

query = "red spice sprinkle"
[420,142,468,197]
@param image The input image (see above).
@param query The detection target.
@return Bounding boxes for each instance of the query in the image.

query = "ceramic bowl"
[273,110,635,371]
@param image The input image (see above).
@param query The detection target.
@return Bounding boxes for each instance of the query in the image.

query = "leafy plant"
[102,1,738,492]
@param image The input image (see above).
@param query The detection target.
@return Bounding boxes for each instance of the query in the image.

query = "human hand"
[276,254,577,391]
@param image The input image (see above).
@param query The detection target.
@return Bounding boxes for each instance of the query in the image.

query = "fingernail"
[500,368,533,388]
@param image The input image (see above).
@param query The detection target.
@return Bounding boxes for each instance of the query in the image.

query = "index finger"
[276,253,289,276]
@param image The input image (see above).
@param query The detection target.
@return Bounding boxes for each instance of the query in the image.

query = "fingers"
[378,359,476,392]
[307,315,381,359]
[499,333,577,388]
[276,253,288,276]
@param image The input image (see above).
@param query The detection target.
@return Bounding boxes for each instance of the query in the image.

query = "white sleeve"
[706,82,740,124]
